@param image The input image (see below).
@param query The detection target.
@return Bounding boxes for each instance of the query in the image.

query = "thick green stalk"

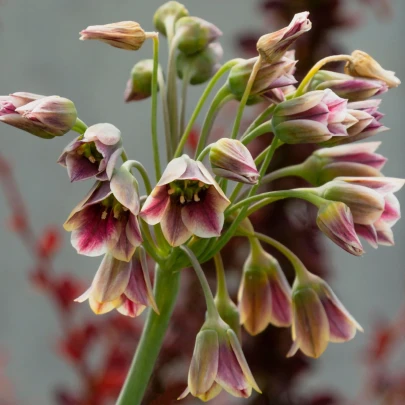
[241,103,275,138]
[174,59,240,158]
[116,265,181,405]
[72,118,88,135]
[151,35,162,181]
[158,72,172,161]
[180,67,192,135]
[241,121,272,145]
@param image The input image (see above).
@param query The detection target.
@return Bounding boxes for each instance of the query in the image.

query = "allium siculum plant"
[1,2,403,403]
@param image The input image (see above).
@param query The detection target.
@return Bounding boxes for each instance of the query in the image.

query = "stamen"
[194,193,200,202]
[122,207,128,212]
[101,210,108,220]
[88,155,96,163]
[77,149,84,155]
[114,211,120,219]
[180,195,186,204]
[198,181,205,188]
[168,188,175,195]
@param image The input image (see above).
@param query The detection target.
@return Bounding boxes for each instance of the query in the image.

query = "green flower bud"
[175,16,222,56]
[153,1,189,36]
[177,42,223,85]
[124,59,161,102]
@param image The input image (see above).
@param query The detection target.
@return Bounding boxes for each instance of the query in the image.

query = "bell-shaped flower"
[317,176,404,248]
[344,50,400,89]
[257,12,311,63]
[175,16,222,56]
[75,250,158,317]
[238,238,292,335]
[271,89,357,144]
[0,95,77,139]
[310,70,388,102]
[288,273,363,358]
[140,155,230,247]
[64,164,142,261]
[80,21,155,51]
[179,319,261,401]
[209,139,259,184]
[125,59,156,102]
[58,123,123,182]
[316,201,364,256]
[301,142,386,186]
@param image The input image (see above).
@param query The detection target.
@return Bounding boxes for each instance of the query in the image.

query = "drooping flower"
[179,319,261,401]
[124,59,156,102]
[75,250,158,317]
[271,89,357,144]
[227,51,296,103]
[153,1,189,37]
[238,238,292,335]
[256,11,311,63]
[80,21,155,51]
[0,94,77,139]
[64,164,142,261]
[317,176,404,248]
[140,155,230,247]
[58,123,123,182]
[209,138,259,184]
[309,70,388,102]
[344,50,401,89]
[288,273,363,358]
[301,142,386,185]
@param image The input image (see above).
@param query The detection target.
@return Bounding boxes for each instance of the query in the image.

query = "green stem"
[72,118,88,135]
[151,35,162,181]
[174,59,240,158]
[124,160,152,194]
[241,121,272,145]
[196,143,213,161]
[213,253,230,302]
[254,232,310,283]
[158,72,172,161]
[194,86,233,158]
[241,103,275,138]
[230,56,262,139]
[120,150,129,162]
[260,163,303,185]
[229,183,244,203]
[180,67,192,135]
[116,265,181,405]
[180,245,219,320]
[295,54,353,97]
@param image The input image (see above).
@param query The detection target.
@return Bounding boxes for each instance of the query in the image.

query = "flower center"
[167,180,209,205]
[100,195,128,220]
[77,142,103,164]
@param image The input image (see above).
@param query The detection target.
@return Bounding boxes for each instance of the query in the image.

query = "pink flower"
[288,274,363,358]
[75,250,158,317]
[318,177,404,248]
[64,165,142,261]
[179,321,261,401]
[58,123,123,182]
[272,89,357,144]
[140,155,230,247]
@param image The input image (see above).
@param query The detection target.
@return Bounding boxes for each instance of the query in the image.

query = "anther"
[88,155,96,164]
[194,193,200,202]
[101,210,108,220]
[180,195,186,204]
[198,181,204,188]
[168,188,175,195]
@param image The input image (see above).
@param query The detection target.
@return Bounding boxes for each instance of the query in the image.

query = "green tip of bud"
[153,1,189,36]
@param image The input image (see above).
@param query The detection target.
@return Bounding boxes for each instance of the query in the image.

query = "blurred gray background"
[0,0,404,404]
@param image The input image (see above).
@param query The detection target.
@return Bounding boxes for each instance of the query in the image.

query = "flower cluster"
[1,2,403,404]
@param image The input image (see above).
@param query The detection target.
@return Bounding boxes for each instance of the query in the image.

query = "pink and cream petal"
[108,215,137,262]
[181,187,227,238]
[126,214,143,249]
[65,153,100,182]
[354,224,378,248]
[157,156,188,186]
[83,123,122,145]
[91,254,131,302]
[89,295,122,315]
[268,275,292,327]
[161,203,192,246]
[140,186,171,225]
[380,194,401,227]
[110,167,140,215]
[116,296,146,317]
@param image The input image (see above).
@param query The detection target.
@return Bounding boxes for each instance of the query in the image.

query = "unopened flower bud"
[210,139,259,184]
[257,12,311,63]
[238,238,292,336]
[179,319,261,401]
[153,1,189,36]
[80,21,155,51]
[227,54,297,101]
[175,16,222,56]
[344,50,401,89]
[272,90,356,144]
[289,273,363,358]
[310,70,388,101]
[177,42,223,85]
[124,60,161,102]
[316,202,363,256]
